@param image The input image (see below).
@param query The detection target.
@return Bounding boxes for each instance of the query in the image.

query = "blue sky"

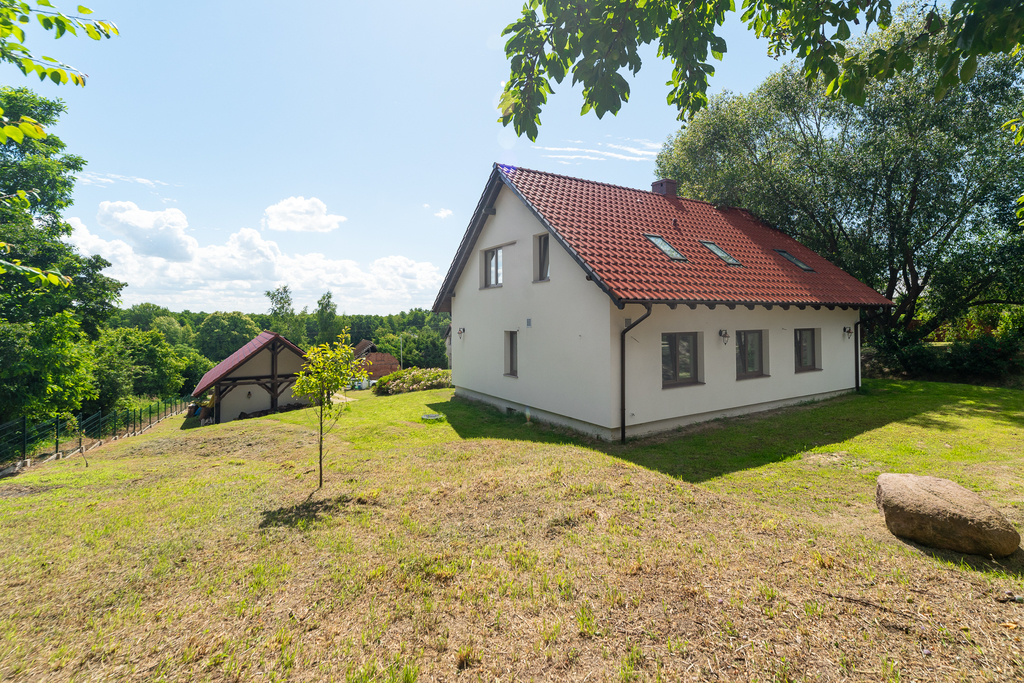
[35,1,785,314]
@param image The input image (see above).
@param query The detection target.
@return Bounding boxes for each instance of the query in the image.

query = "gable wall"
[450,184,615,427]
[218,345,307,423]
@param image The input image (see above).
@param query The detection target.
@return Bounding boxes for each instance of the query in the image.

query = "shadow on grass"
[431,379,1024,485]
[179,416,202,430]
[259,492,354,529]
[901,541,1024,579]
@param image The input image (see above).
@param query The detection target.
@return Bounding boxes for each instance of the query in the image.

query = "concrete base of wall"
[454,386,854,441]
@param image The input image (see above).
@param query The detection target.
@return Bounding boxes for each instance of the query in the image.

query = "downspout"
[854,320,862,391]
[620,303,653,443]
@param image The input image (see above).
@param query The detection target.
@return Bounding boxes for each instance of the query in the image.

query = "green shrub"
[947,336,1024,378]
[372,368,452,396]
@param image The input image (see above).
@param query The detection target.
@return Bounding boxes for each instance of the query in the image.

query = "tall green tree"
[0,310,95,421]
[500,1,1024,140]
[292,329,368,489]
[0,87,124,337]
[654,22,1024,358]
[314,291,340,345]
[372,329,448,369]
[264,285,308,348]
[194,312,261,363]
[87,328,185,412]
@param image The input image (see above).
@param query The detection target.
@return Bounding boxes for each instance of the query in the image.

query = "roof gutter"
[620,303,653,443]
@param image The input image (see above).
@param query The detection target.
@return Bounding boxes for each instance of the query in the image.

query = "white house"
[192,331,308,424]
[432,165,893,441]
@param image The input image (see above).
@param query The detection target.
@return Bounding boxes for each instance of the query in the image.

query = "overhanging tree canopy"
[499,0,1024,140]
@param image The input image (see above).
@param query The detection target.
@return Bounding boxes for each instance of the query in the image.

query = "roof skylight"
[646,234,687,262]
[700,241,741,266]
[775,249,814,271]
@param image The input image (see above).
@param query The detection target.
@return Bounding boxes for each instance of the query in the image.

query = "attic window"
[701,241,741,266]
[775,249,814,272]
[646,234,687,262]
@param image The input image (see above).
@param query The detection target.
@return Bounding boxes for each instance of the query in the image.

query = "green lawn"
[1,379,1022,681]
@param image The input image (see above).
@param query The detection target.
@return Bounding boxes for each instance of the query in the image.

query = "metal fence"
[0,396,193,472]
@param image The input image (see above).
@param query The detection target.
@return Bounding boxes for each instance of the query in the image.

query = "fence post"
[55,416,60,456]
[124,409,128,438]
[79,413,83,452]
[21,415,27,460]
[149,405,152,428]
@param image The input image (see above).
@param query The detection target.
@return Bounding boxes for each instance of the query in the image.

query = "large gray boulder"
[876,473,1020,558]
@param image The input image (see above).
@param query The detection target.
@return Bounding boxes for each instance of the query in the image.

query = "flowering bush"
[372,368,452,395]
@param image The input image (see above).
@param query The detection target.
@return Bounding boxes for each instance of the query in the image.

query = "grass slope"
[1,379,1023,681]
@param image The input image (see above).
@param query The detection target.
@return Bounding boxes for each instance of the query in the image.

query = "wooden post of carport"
[270,340,279,411]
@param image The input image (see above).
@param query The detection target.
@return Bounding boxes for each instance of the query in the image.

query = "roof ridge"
[497,163,736,211]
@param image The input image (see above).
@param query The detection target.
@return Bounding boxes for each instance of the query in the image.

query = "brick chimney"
[651,178,678,196]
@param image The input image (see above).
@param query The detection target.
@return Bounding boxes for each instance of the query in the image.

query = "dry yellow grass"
[1,380,1023,681]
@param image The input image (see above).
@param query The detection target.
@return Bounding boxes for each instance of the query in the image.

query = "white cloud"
[261,196,347,233]
[604,143,658,156]
[78,172,169,188]
[68,208,442,314]
[542,154,606,161]
[534,145,649,161]
[434,208,453,219]
[423,203,430,208]
[95,200,196,262]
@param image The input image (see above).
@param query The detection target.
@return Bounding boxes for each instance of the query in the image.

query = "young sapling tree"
[292,328,367,488]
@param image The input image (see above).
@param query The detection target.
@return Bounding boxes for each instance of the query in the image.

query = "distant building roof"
[192,331,304,397]
[353,339,377,358]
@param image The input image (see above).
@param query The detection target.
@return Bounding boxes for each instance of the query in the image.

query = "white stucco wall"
[450,185,615,428]
[217,346,307,423]
[614,303,860,438]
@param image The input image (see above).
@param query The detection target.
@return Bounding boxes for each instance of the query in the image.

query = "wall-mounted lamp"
[843,326,853,339]
[247,391,252,399]
[718,329,730,345]
[457,327,465,339]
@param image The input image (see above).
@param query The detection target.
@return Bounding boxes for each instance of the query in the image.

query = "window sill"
[662,381,705,390]
[504,373,518,378]
[532,278,550,283]
[736,373,771,381]
[795,367,823,373]
[480,284,503,290]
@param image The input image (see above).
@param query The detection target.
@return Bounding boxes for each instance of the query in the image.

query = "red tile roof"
[433,165,892,311]
[192,331,305,397]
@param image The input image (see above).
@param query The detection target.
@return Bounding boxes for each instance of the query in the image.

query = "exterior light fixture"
[457,327,465,339]
[719,329,730,345]
[844,326,853,339]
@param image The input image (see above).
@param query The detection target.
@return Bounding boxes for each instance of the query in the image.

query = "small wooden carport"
[191,331,306,424]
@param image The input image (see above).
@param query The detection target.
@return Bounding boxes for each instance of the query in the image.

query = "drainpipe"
[620,303,653,443]
[854,320,862,391]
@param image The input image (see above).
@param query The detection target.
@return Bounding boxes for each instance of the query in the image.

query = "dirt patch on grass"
[0,483,58,498]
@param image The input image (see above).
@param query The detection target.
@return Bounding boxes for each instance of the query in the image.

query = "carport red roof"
[433,165,892,311]
[192,331,304,397]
